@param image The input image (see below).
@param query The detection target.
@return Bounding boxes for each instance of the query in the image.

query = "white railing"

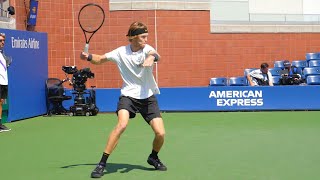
[212,13,320,25]
[249,13,320,24]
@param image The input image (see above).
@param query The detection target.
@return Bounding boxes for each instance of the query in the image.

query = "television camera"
[0,6,15,18]
[62,66,99,116]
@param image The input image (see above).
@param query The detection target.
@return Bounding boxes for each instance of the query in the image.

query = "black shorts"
[116,95,161,124]
[0,85,8,99]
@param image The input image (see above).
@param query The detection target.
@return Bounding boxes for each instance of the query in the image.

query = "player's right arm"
[246,74,254,86]
[80,52,109,64]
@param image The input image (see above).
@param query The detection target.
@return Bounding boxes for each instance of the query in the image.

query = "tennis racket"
[78,3,105,53]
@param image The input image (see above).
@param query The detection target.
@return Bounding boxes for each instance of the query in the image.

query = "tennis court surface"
[1,111,320,180]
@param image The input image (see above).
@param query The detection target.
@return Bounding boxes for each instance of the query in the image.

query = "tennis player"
[81,21,167,178]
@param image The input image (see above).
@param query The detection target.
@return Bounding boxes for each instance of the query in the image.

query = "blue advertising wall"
[159,86,320,111]
[92,86,320,112]
[0,29,48,122]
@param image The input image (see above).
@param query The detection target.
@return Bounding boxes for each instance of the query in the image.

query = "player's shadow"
[61,163,155,174]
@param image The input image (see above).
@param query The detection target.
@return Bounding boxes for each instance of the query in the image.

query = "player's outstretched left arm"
[142,51,161,67]
[80,52,109,65]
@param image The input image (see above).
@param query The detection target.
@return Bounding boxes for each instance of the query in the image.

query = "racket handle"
[84,43,89,53]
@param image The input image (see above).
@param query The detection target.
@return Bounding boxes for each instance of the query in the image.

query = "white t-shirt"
[0,53,8,85]
[105,44,160,99]
[249,69,273,86]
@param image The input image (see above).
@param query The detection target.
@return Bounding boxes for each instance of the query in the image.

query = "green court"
[1,111,320,180]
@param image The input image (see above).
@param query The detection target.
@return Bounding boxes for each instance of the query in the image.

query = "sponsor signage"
[27,0,39,26]
[158,86,320,112]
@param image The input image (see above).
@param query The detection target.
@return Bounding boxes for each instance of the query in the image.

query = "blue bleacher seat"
[306,75,320,85]
[274,60,285,69]
[306,52,320,60]
[308,60,320,67]
[268,67,282,76]
[307,59,320,67]
[291,60,307,69]
[209,77,227,86]
[272,76,281,85]
[229,77,247,86]
[303,67,320,78]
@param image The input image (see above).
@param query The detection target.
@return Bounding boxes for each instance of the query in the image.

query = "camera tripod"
[60,66,99,116]
[68,86,99,116]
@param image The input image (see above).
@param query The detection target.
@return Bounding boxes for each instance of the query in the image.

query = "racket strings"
[79,6,104,33]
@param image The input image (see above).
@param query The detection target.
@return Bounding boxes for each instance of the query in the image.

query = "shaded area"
[61,163,155,174]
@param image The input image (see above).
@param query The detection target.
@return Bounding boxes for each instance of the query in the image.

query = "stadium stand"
[303,67,320,78]
[308,60,320,67]
[268,67,282,76]
[209,77,227,86]
[291,60,307,69]
[305,52,320,60]
[306,75,320,85]
[228,76,247,86]
[211,54,320,88]
[274,60,285,69]
[305,53,320,67]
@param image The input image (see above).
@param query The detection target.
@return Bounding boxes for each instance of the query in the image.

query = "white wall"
[211,1,249,21]
[211,0,320,33]
[249,0,302,14]
[303,0,320,14]
[212,0,320,22]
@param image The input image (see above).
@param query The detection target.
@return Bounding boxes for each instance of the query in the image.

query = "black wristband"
[150,54,159,62]
[87,54,93,61]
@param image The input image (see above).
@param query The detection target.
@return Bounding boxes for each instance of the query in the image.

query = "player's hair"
[260,63,269,69]
[0,33,6,39]
[126,22,148,42]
